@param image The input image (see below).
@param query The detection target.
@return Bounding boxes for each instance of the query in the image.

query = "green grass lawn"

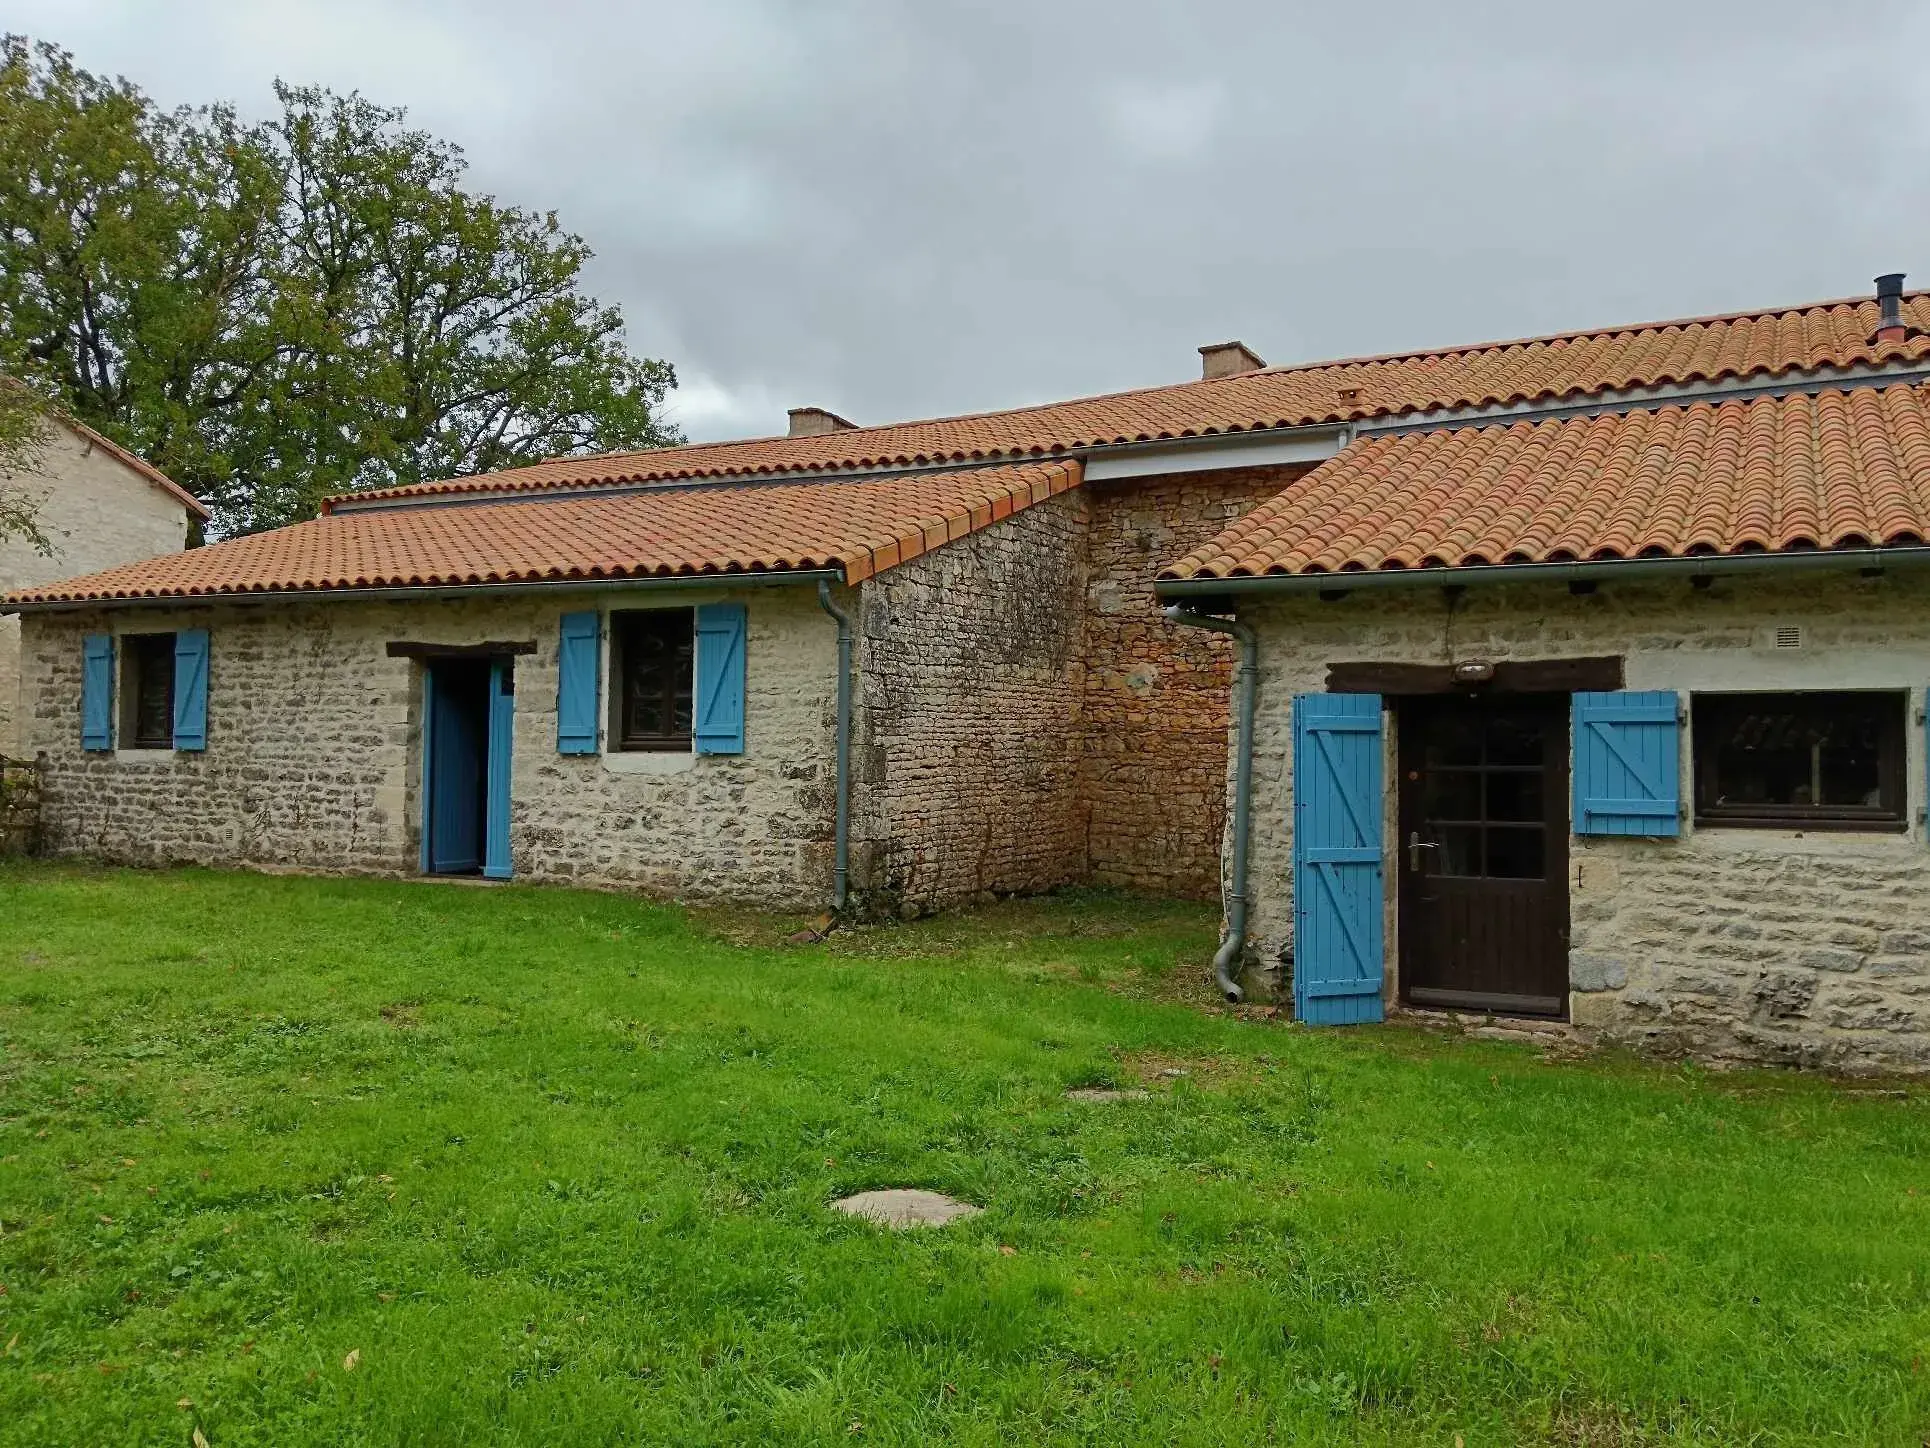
[1,864,1927,1446]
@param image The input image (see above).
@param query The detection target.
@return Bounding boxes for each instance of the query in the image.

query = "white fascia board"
[1082,425,1349,481]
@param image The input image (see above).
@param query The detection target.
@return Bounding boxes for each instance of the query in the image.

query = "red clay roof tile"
[1165,384,1930,579]
[327,292,1930,507]
[6,460,1080,605]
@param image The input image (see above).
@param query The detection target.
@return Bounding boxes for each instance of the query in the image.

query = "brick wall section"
[1079,467,1312,897]
[854,493,1090,911]
[1241,571,1930,1072]
[19,587,839,907]
[1,419,196,751]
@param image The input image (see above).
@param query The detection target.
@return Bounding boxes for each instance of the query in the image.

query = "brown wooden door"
[1398,695,1570,1018]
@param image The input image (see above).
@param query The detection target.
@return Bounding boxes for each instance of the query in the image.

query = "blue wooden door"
[426,663,485,874]
[1292,693,1387,1025]
[483,659,514,880]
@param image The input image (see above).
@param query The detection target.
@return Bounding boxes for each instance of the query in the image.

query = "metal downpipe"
[1161,604,1257,1004]
[817,579,854,912]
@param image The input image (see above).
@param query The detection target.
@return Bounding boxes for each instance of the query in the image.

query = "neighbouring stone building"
[15,277,1930,1070]
[0,410,206,752]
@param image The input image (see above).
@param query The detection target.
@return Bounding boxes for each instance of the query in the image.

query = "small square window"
[121,633,176,750]
[610,609,694,751]
[1692,691,1906,831]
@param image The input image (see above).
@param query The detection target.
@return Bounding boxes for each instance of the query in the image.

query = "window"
[122,633,176,750]
[1693,691,1906,831]
[611,609,693,751]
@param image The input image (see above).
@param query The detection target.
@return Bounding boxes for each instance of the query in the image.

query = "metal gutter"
[815,579,855,913]
[1161,604,1258,1004]
[1357,359,1930,438]
[327,459,1042,513]
[1154,546,1930,603]
[328,425,1347,516]
[3,568,846,616]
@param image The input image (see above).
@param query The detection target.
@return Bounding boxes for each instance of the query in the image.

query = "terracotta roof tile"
[329,292,1930,507]
[1165,384,1930,579]
[5,460,1080,606]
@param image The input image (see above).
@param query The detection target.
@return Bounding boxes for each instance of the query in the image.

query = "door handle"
[1407,831,1438,873]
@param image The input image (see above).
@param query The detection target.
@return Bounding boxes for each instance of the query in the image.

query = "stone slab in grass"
[831,1189,982,1229]
[1065,1087,1152,1103]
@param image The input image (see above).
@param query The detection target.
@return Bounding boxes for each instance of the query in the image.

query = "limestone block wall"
[1240,570,1930,1071]
[18,586,838,907]
[1,419,197,752]
[1078,467,1310,897]
[854,493,1090,911]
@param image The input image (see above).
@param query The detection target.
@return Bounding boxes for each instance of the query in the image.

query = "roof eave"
[1154,546,1930,603]
[2,566,848,616]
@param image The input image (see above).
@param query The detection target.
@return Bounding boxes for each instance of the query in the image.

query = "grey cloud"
[15,0,1930,439]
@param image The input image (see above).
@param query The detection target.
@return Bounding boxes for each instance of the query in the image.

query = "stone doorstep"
[1393,1005,1587,1046]
[831,1189,982,1230]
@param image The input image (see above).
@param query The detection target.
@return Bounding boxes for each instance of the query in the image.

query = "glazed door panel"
[1398,696,1569,1017]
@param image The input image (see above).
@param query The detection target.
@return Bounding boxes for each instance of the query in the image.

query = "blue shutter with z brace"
[556,611,600,754]
[172,629,209,751]
[1292,693,1386,1025]
[693,603,747,755]
[1572,691,1680,836]
[81,634,115,751]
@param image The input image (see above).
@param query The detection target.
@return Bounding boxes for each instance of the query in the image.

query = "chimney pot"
[1875,272,1908,344]
[1198,340,1266,381]
[788,406,857,438]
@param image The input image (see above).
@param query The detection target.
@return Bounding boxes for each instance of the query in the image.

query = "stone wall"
[855,493,1090,912]
[1,419,197,751]
[0,753,40,856]
[1079,467,1310,897]
[1240,569,1930,1071]
[19,586,839,907]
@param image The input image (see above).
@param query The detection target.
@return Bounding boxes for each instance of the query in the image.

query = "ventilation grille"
[1773,624,1804,650]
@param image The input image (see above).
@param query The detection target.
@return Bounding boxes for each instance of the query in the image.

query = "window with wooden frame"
[121,633,177,750]
[611,609,694,751]
[1692,691,1906,831]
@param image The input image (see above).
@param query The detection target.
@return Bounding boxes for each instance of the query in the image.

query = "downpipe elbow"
[1211,933,1245,1005]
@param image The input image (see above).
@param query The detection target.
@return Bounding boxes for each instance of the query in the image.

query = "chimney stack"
[1876,273,1908,344]
[788,406,857,438]
[1198,340,1266,381]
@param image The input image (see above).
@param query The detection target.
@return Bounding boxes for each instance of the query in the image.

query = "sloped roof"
[4,460,1080,605]
[327,291,1930,508]
[1164,384,1930,579]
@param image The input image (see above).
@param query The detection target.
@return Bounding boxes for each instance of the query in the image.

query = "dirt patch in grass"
[377,1000,422,1029]
[1113,1047,1268,1092]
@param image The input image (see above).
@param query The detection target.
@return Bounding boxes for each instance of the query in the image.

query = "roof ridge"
[1250,290,1917,376]
[460,290,1920,480]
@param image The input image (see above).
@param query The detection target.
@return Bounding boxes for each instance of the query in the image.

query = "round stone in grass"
[1064,1087,1151,1103]
[831,1189,982,1229]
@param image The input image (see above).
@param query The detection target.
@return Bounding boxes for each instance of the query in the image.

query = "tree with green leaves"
[0,37,682,535]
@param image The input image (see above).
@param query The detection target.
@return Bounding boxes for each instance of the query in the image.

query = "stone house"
[11,276,1930,1071]
[0,410,207,752]
[1156,275,1930,1071]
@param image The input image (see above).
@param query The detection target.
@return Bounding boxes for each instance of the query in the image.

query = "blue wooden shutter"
[556,611,600,754]
[1573,691,1680,836]
[171,628,209,751]
[1292,693,1386,1025]
[484,659,514,880]
[694,602,747,755]
[81,634,115,751]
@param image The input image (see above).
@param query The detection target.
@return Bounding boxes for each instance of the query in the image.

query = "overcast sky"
[12,2,1928,442]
